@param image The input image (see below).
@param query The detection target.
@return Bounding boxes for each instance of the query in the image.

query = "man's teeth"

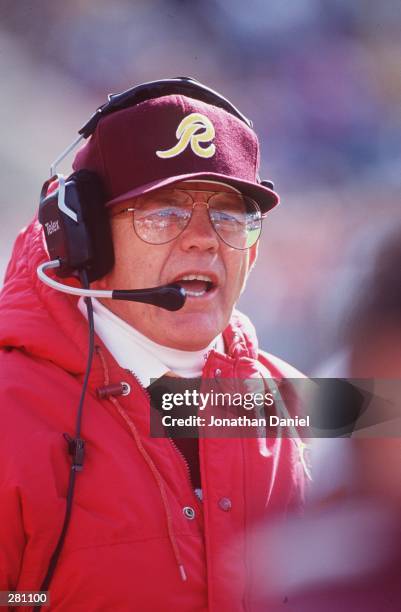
[186,290,206,297]
[180,274,213,282]
[177,274,214,297]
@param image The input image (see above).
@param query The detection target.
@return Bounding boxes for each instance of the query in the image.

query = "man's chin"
[156,310,226,351]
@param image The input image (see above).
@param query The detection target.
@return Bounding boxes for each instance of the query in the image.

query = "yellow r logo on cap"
[156,113,216,159]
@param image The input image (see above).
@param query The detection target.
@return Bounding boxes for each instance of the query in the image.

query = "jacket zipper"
[127,369,202,507]
[168,438,203,506]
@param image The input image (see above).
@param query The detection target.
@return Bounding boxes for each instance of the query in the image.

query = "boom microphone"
[111,286,186,311]
[37,260,186,311]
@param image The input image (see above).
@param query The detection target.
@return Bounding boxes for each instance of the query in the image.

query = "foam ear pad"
[39,170,114,281]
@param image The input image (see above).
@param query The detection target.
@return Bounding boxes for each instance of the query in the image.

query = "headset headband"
[78,76,253,139]
[50,76,254,178]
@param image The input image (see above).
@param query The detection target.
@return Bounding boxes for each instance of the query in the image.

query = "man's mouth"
[173,274,217,298]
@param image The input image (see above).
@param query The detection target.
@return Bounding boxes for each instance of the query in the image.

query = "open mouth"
[173,274,216,298]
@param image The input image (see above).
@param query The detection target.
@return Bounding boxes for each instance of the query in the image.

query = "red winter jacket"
[0,219,305,611]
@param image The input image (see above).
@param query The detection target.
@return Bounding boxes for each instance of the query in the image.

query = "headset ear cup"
[66,170,115,282]
[39,170,114,281]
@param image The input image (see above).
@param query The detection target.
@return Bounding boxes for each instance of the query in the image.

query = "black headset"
[38,76,273,283]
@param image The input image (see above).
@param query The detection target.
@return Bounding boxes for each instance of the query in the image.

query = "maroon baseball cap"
[72,94,279,215]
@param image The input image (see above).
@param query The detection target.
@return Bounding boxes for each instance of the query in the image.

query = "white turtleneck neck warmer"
[78,297,225,388]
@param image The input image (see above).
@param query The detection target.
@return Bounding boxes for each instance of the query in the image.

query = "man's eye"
[212,210,241,224]
[156,207,187,218]
[140,207,188,222]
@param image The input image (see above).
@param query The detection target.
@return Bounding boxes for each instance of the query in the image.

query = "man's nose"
[178,202,219,252]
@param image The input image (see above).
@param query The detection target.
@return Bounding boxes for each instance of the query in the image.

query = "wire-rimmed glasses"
[110,188,262,250]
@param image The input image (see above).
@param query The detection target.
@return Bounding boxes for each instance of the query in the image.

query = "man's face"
[95,181,258,350]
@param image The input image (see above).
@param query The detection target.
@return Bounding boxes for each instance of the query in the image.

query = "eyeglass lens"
[132,190,261,249]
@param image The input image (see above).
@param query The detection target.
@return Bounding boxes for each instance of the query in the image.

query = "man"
[0,78,305,611]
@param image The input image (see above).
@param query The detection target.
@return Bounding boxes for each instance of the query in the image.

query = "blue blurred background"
[1,0,400,373]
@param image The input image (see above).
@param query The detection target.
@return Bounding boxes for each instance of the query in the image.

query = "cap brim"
[106,172,279,215]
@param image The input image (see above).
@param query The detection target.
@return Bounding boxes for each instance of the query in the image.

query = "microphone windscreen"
[112,284,186,311]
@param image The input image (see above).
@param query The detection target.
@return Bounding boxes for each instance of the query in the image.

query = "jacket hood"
[0,218,91,375]
[0,218,259,372]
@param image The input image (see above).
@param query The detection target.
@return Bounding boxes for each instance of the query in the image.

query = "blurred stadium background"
[1,0,400,373]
